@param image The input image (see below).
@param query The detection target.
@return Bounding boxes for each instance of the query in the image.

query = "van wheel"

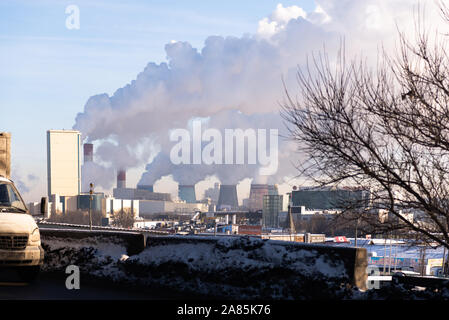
[17,266,40,282]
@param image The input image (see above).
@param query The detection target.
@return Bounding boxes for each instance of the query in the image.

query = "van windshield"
[0,182,27,213]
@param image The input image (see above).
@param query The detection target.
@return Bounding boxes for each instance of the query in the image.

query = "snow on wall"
[41,236,129,281]
[40,234,449,299]
[134,236,347,278]
[120,235,353,299]
[41,234,362,299]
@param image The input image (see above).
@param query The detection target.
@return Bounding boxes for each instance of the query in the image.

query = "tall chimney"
[83,143,93,163]
[217,185,239,211]
[178,185,196,203]
[117,169,126,189]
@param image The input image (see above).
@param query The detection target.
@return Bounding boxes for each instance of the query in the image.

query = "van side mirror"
[40,197,48,214]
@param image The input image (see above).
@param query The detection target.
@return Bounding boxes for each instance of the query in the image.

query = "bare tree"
[48,210,104,225]
[111,208,136,229]
[281,7,449,250]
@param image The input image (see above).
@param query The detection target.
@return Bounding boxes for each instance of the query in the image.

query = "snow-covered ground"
[40,235,449,299]
[41,235,357,299]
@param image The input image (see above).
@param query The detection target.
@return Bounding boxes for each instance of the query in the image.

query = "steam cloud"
[138,109,293,186]
[73,1,443,190]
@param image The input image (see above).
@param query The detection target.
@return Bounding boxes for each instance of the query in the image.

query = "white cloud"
[307,5,331,25]
[257,3,307,38]
[271,3,307,24]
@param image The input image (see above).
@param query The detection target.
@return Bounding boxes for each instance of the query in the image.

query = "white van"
[0,176,44,281]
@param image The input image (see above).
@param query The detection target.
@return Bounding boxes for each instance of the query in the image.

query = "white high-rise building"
[47,130,81,197]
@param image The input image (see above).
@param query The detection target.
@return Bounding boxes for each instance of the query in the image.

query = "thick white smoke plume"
[81,162,115,193]
[73,1,445,190]
[138,109,295,186]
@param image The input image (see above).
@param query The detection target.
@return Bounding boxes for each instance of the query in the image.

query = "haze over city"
[2,0,445,205]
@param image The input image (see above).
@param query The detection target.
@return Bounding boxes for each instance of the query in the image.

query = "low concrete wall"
[40,228,146,256]
[393,274,449,290]
[145,235,367,289]
[110,235,368,298]
[39,231,367,299]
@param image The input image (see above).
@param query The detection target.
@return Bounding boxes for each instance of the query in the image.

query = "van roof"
[0,176,11,183]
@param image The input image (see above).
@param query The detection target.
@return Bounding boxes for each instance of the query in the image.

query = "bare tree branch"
[281,6,449,249]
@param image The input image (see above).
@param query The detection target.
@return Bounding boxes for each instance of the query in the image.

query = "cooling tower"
[83,143,93,163]
[217,185,239,211]
[137,184,154,192]
[178,185,196,203]
[117,169,126,189]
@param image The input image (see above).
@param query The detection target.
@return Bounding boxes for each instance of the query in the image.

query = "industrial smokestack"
[83,143,93,163]
[178,185,196,203]
[117,169,126,189]
[217,185,238,211]
[137,184,154,192]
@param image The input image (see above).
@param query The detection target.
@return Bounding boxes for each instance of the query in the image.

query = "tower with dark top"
[117,169,126,189]
[217,184,239,211]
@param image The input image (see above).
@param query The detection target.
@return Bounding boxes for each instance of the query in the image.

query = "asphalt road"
[0,269,188,300]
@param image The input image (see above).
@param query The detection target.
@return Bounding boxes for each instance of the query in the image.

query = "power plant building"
[77,193,104,212]
[248,184,279,211]
[113,187,172,201]
[291,186,371,212]
[263,194,283,228]
[178,185,196,203]
[106,197,139,219]
[138,200,208,217]
[0,132,11,179]
[137,184,154,192]
[46,130,81,197]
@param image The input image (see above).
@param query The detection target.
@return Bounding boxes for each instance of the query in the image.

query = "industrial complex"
[2,128,378,243]
[3,130,446,280]
[25,130,288,228]
[2,130,398,244]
